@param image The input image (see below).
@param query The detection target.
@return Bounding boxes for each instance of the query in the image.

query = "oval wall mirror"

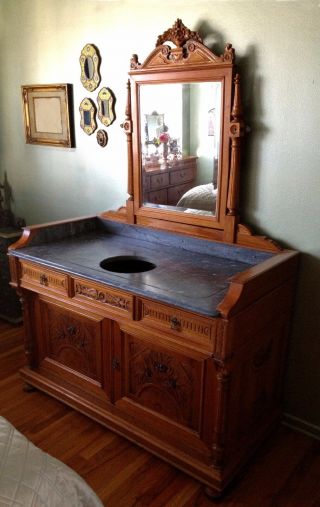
[80,44,101,92]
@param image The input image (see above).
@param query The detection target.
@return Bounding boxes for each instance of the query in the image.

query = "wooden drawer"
[142,171,150,191]
[150,172,169,190]
[20,260,69,296]
[137,298,216,351]
[72,276,134,319]
[168,183,193,205]
[170,166,194,185]
[147,188,168,204]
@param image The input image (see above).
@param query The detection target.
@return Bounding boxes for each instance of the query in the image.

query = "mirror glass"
[101,99,110,117]
[140,81,221,216]
[84,56,94,79]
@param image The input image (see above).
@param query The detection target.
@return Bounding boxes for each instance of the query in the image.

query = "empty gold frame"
[79,98,97,135]
[21,84,74,147]
[80,44,101,92]
[97,87,116,127]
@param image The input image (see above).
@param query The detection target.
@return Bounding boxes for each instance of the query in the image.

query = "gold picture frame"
[21,84,75,147]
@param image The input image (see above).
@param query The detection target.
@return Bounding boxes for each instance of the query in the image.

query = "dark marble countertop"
[10,218,273,317]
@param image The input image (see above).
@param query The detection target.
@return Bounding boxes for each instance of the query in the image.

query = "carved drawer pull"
[39,274,48,286]
[170,316,181,330]
[112,357,120,370]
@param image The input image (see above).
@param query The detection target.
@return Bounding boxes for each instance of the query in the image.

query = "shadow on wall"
[0,172,25,229]
[284,252,320,425]
[194,20,269,221]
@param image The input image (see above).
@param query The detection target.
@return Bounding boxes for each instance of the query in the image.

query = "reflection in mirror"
[140,82,221,216]
[145,112,164,144]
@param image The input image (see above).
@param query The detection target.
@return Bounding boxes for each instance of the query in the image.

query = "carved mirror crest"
[80,44,101,92]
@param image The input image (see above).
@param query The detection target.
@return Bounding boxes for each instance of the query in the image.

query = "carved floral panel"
[126,336,202,430]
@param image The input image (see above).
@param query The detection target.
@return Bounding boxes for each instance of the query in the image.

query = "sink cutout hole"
[100,255,156,274]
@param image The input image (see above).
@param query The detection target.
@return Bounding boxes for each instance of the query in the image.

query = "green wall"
[1,0,320,430]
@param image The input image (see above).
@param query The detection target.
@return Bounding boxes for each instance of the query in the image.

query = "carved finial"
[156,18,203,48]
[130,54,141,70]
[222,43,235,63]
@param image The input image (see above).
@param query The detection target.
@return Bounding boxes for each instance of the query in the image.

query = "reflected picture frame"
[21,84,75,148]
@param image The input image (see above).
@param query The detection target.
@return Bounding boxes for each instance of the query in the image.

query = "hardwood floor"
[1,319,320,506]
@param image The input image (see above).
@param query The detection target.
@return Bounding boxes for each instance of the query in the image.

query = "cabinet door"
[113,330,204,433]
[37,297,112,402]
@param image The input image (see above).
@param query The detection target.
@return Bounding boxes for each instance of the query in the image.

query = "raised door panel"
[36,297,111,402]
[114,330,204,433]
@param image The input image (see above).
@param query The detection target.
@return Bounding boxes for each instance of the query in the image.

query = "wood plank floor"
[1,319,320,506]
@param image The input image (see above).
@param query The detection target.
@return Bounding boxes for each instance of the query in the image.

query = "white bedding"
[176,182,217,213]
[0,416,103,507]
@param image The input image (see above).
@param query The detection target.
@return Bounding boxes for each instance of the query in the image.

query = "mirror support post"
[121,80,135,223]
[225,74,245,242]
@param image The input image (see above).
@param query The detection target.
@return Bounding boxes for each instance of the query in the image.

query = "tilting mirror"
[114,18,244,243]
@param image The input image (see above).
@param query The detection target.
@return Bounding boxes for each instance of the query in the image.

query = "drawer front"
[147,188,168,205]
[20,260,69,296]
[150,172,169,190]
[169,166,194,185]
[73,277,134,318]
[142,171,150,191]
[168,183,193,206]
[137,298,215,350]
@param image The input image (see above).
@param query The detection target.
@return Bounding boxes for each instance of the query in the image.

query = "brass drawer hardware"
[39,274,48,286]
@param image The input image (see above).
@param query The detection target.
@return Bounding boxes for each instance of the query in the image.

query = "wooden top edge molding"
[236,223,283,253]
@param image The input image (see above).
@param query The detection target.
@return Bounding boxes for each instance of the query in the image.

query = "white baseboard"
[282,413,320,441]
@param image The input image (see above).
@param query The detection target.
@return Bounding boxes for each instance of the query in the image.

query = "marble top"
[10,218,273,317]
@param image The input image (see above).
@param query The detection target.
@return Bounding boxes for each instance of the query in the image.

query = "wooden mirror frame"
[102,19,279,252]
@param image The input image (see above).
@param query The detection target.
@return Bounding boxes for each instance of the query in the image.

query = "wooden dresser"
[142,156,197,206]
[8,217,298,497]
[8,20,299,498]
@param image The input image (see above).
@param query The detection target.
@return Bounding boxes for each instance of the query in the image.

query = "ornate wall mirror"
[97,87,116,127]
[80,44,101,92]
[108,19,244,244]
[79,98,97,135]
